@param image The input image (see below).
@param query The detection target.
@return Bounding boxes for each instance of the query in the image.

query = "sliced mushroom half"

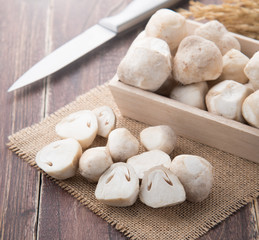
[95,163,139,207]
[139,166,186,208]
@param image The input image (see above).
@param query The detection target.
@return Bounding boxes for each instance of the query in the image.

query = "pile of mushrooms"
[117,9,259,128]
[36,106,214,208]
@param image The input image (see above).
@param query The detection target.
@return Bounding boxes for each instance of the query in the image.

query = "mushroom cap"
[140,125,177,154]
[172,35,223,85]
[107,128,139,162]
[127,150,171,179]
[55,110,98,149]
[92,106,116,138]
[169,82,208,110]
[145,9,187,51]
[242,90,259,128]
[219,49,249,84]
[36,138,82,180]
[244,51,259,90]
[79,146,113,183]
[170,154,213,202]
[206,80,253,122]
[195,20,240,55]
[117,37,172,91]
[139,166,186,208]
[95,162,139,207]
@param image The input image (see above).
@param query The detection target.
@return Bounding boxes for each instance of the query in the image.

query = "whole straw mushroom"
[206,80,253,122]
[195,20,241,55]
[117,37,172,92]
[244,51,259,90]
[145,9,187,52]
[172,35,223,85]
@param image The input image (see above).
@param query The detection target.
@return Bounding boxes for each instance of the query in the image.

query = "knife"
[8,0,181,92]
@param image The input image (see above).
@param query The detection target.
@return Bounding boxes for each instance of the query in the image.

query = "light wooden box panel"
[109,20,259,164]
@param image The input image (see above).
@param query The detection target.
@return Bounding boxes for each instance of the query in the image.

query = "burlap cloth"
[8,83,259,240]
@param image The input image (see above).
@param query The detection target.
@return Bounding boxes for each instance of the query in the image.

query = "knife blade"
[8,0,181,92]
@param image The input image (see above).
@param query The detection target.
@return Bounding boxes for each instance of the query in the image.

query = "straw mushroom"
[172,35,223,85]
[169,82,208,110]
[107,128,139,162]
[206,80,253,122]
[195,20,241,55]
[242,90,259,129]
[117,37,172,91]
[140,125,177,154]
[55,110,98,149]
[95,162,139,207]
[244,51,259,90]
[170,154,213,202]
[127,150,171,179]
[139,166,186,208]
[92,106,116,138]
[79,147,113,183]
[145,9,187,52]
[219,49,249,84]
[36,138,82,180]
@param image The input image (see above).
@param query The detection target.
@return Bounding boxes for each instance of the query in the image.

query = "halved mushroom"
[139,166,186,208]
[92,106,116,138]
[170,154,213,202]
[79,147,113,183]
[140,125,177,154]
[107,128,139,162]
[127,150,171,179]
[35,138,82,180]
[55,110,98,149]
[95,162,139,207]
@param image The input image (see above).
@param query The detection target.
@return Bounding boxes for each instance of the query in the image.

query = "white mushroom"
[139,166,186,208]
[95,162,139,207]
[170,154,213,202]
[169,82,208,110]
[36,138,82,180]
[206,80,253,122]
[55,110,98,149]
[127,150,171,179]
[117,37,172,91]
[107,128,139,162]
[145,9,187,52]
[140,125,177,154]
[195,20,241,55]
[218,49,249,84]
[79,147,113,183]
[242,90,259,128]
[92,106,116,138]
[244,51,259,90]
[172,35,223,85]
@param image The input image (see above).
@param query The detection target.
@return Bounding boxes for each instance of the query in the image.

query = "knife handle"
[99,0,180,33]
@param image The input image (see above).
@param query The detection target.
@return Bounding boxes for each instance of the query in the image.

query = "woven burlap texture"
[8,84,259,240]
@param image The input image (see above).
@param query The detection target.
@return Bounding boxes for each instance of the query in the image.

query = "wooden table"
[1,0,258,239]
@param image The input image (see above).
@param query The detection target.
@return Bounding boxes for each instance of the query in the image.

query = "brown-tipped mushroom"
[170,154,213,202]
[127,150,171,179]
[95,162,139,207]
[92,106,116,138]
[145,9,187,52]
[79,147,113,183]
[107,128,139,162]
[244,51,259,90]
[140,125,177,154]
[117,37,172,91]
[139,166,186,208]
[173,35,223,85]
[55,110,98,149]
[36,138,82,180]
[195,20,240,55]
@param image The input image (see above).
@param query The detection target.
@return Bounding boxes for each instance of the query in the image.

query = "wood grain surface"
[1,0,258,239]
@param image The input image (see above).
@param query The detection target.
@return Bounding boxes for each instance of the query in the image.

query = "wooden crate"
[109,20,259,164]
